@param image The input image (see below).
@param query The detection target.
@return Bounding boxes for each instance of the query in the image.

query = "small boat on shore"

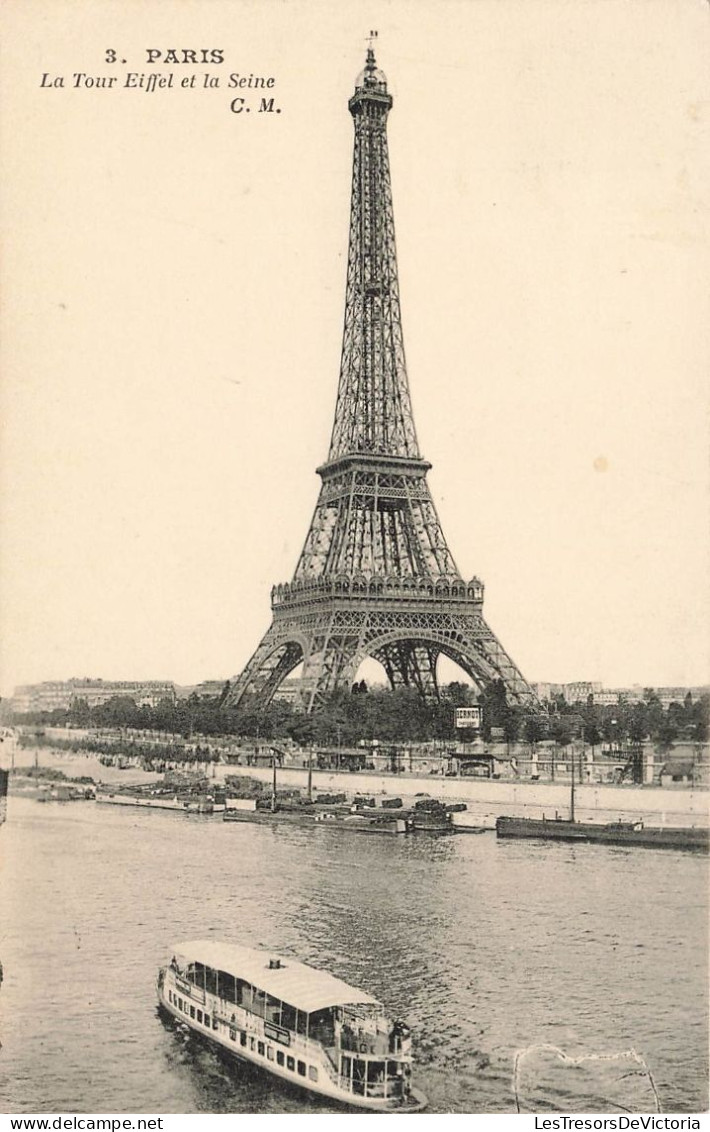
[157,939,427,1112]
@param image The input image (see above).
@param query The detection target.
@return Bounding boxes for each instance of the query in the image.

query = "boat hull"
[156,988,426,1112]
[96,792,214,813]
[223,805,339,826]
[224,803,455,835]
[496,816,709,852]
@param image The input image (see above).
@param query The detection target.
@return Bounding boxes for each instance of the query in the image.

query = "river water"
[0,792,707,1114]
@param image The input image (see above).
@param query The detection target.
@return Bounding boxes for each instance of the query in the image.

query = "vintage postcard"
[0,0,708,1121]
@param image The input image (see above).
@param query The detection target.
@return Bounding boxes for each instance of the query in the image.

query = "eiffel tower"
[226,44,535,713]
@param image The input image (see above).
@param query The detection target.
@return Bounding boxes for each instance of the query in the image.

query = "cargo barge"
[223,792,460,834]
[496,815,708,851]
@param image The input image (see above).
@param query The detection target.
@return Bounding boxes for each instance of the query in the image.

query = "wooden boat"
[157,940,427,1112]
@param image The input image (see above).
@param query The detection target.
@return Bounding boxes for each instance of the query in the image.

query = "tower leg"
[375,641,440,697]
[228,627,304,708]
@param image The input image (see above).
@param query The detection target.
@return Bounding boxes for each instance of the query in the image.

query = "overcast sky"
[1,0,708,696]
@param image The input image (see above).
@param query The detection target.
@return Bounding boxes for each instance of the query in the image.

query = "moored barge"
[157,939,427,1112]
[96,789,214,813]
[496,815,709,852]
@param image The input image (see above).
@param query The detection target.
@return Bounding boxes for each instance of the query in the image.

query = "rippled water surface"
[0,796,707,1113]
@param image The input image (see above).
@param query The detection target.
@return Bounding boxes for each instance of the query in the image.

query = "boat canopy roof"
[170,939,381,1015]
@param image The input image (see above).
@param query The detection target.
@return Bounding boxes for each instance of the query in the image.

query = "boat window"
[276,1051,284,1067]
[280,1002,296,1032]
[297,1060,306,1077]
[204,967,218,996]
[204,1015,210,1027]
[193,962,205,989]
[218,970,237,1004]
[267,1046,274,1061]
[295,1010,307,1036]
[308,1066,318,1082]
[212,1017,218,1031]
[341,1055,352,1079]
[196,1010,203,1024]
[178,997,183,1010]
[309,1008,335,1047]
[258,1041,265,1056]
[252,987,266,1018]
[367,1060,386,1095]
[286,1056,295,1071]
[352,1059,366,1096]
[236,978,249,1006]
[240,1033,247,1048]
[189,1006,195,1019]
[265,994,281,1024]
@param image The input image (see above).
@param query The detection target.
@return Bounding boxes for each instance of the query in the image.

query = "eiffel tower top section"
[326,45,421,465]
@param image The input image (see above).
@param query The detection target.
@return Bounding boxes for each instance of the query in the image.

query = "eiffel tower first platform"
[226,46,535,714]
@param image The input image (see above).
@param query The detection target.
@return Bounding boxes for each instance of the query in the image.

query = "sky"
[1,0,708,697]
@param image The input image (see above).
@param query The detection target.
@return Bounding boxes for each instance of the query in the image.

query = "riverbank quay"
[215,765,709,830]
[5,739,708,831]
[11,723,709,785]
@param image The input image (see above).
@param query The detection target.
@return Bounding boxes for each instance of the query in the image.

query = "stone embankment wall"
[222,766,709,829]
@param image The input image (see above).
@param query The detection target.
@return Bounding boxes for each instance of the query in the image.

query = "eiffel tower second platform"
[226,47,535,713]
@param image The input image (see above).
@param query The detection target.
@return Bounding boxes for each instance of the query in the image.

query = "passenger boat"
[156,939,427,1112]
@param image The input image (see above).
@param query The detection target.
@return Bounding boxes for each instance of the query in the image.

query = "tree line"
[10,681,708,750]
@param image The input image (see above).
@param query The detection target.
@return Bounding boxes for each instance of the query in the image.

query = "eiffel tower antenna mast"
[226,46,535,713]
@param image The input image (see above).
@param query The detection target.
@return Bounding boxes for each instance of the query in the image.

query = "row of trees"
[479,682,708,749]
[11,681,709,750]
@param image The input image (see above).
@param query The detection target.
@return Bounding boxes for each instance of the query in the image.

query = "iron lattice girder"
[229,599,533,712]
[377,641,440,697]
[328,60,419,461]
[294,455,460,580]
[226,50,536,713]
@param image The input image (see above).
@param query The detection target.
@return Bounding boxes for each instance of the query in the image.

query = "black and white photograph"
[0,0,708,1120]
